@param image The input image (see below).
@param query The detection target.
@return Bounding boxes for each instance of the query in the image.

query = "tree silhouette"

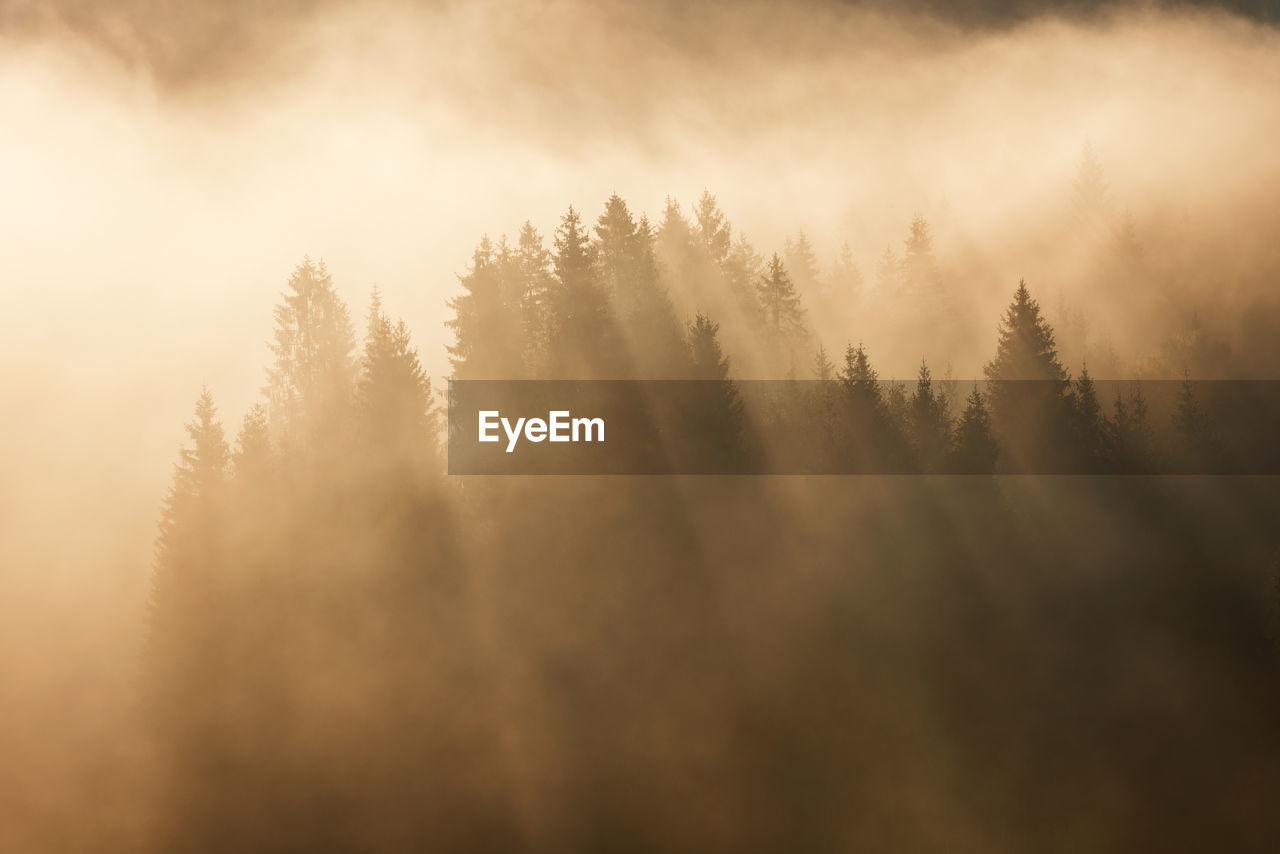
[359,289,435,463]
[548,205,618,377]
[1070,363,1110,470]
[265,258,356,451]
[757,253,807,369]
[985,279,1073,471]
[785,231,820,299]
[447,236,527,379]
[683,313,746,471]
[693,189,732,267]
[910,359,952,473]
[951,385,999,473]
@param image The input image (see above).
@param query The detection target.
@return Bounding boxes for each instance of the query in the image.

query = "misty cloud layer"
[2,1,1280,849]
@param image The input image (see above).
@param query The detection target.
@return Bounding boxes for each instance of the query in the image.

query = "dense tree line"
[141,190,1280,852]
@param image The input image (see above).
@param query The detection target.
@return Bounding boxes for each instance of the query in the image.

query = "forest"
[143,176,1280,851]
[8,2,1280,849]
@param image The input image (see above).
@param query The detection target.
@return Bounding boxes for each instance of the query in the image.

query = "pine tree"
[785,231,820,299]
[359,289,435,463]
[548,205,618,377]
[951,385,999,474]
[1111,385,1153,472]
[516,221,554,375]
[828,243,864,307]
[723,232,764,327]
[447,236,526,379]
[631,214,687,376]
[986,280,1069,384]
[837,342,907,471]
[684,313,746,471]
[145,388,231,760]
[875,246,901,298]
[840,342,881,407]
[1173,368,1218,470]
[265,258,356,449]
[985,280,1072,471]
[693,189,731,267]
[757,253,807,367]
[233,403,273,483]
[1070,363,1110,470]
[594,193,639,303]
[900,215,939,304]
[813,345,836,382]
[910,359,951,473]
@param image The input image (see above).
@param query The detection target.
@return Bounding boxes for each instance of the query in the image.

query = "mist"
[3,0,1280,850]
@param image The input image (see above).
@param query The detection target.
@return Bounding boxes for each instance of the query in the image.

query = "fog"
[3,0,1280,849]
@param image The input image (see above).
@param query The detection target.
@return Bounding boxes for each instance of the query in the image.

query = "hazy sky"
[2,5,1280,848]
[2,0,1279,574]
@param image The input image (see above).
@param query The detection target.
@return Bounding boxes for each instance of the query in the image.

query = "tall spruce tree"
[757,253,807,369]
[145,388,231,788]
[684,313,746,471]
[875,246,901,298]
[910,359,951,473]
[985,280,1073,470]
[785,231,820,300]
[1111,385,1153,472]
[723,232,764,328]
[516,221,554,376]
[549,205,618,377]
[838,342,907,471]
[1173,368,1218,470]
[265,258,356,450]
[1070,363,1110,470]
[233,403,273,484]
[693,189,732,267]
[900,215,939,305]
[447,236,527,379]
[359,289,435,464]
[828,243,864,308]
[951,385,999,473]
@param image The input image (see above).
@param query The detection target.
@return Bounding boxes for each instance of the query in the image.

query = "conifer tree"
[146,388,231,767]
[837,342,907,470]
[785,231,820,298]
[631,214,687,376]
[516,221,554,375]
[840,342,881,407]
[265,258,356,449]
[886,381,910,444]
[1111,385,1153,472]
[693,189,731,266]
[986,281,1069,384]
[447,236,527,379]
[910,359,951,473]
[828,243,864,307]
[757,253,807,367]
[684,313,746,471]
[1173,368,1218,470]
[233,403,273,484]
[359,289,435,463]
[951,385,999,473]
[900,215,939,304]
[813,345,836,382]
[875,246,901,297]
[548,205,618,377]
[1070,363,1110,470]
[723,233,764,327]
[594,193,639,303]
[985,280,1073,470]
